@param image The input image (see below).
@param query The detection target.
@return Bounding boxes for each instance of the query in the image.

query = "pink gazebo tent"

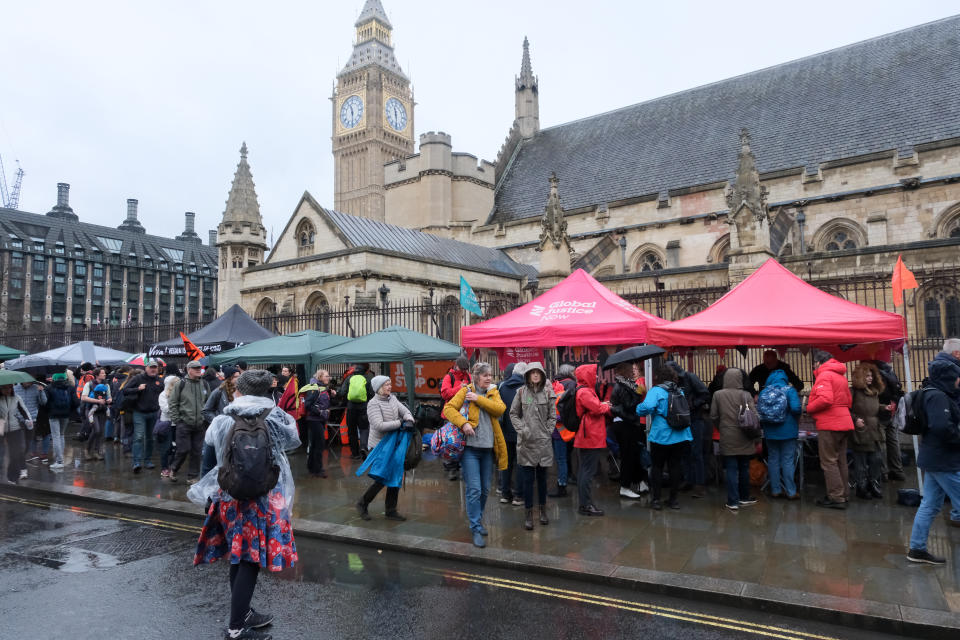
[647,259,906,361]
[461,269,667,348]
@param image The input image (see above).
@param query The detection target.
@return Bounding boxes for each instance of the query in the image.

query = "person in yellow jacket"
[442,361,507,548]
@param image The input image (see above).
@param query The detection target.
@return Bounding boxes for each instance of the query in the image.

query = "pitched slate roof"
[0,206,218,270]
[323,207,535,278]
[491,15,960,223]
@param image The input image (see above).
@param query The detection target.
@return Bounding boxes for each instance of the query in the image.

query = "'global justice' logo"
[529,300,596,321]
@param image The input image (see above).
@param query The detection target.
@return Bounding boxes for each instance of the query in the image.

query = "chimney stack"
[57,183,70,207]
[176,211,201,243]
[46,182,79,221]
[208,229,217,246]
[118,197,145,233]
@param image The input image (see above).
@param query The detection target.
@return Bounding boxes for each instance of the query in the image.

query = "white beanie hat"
[370,375,391,393]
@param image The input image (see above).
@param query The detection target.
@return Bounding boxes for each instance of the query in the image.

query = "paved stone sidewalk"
[14,436,960,630]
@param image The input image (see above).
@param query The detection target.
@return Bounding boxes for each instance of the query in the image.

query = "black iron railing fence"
[3,262,958,389]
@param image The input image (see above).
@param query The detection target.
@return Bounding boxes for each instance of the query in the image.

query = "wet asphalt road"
[0,494,911,640]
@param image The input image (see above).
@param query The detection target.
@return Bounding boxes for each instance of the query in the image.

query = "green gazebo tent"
[207,330,352,375]
[312,325,462,408]
[0,344,26,363]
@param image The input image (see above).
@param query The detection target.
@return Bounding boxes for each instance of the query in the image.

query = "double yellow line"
[0,493,201,535]
[428,569,838,640]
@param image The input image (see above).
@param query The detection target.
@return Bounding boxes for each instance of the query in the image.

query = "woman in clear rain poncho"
[188,369,301,640]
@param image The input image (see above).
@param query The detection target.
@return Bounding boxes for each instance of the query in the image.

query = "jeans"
[552,438,569,486]
[817,430,850,502]
[577,448,605,509]
[909,470,960,551]
[156,427,174,470]
[682,415,706,486]
[724,455,752,505]
[766,438,797,496]
[520,465,547,508]
[201,443,217,477]
[49,417,69,465]
[87,411,106,455]
[132,410,157,467]
[461,446,494,533]
[172,423,205,477]
[499,440,517,498]
[881,419,904,476]
[650,441,688,503]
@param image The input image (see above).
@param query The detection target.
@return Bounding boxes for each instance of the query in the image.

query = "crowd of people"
[1,339,959,638]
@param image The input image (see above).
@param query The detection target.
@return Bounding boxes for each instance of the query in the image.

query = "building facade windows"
[638,251,664,272]
[924,291,960,338]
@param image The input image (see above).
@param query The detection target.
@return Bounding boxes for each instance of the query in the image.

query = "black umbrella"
[601,345,665,370]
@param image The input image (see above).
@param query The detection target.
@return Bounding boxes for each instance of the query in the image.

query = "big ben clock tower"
[332,0,414,222]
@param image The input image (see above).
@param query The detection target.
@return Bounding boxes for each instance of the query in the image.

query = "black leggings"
[229,561,260,630]
[650,441,689,502]
[361,481,399,512]
[520,465,547,509]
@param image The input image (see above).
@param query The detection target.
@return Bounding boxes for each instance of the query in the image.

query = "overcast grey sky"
[1,1,956,244]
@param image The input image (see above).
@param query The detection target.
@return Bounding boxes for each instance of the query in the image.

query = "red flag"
[180,332,206,361]
[277,374,299,419]
[892,255,918,307]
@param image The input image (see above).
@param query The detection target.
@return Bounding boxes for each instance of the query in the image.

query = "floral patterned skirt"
[194,489,298,571]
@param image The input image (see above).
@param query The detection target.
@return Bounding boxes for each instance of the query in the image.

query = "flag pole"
[893,255,923,494]
[901,337,923,494]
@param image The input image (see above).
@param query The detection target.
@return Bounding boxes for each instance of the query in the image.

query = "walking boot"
[869,481,883,499]
[855,483,870,500]
[356,501,371,521]
[524,509,534,530]
[539,506,549,525]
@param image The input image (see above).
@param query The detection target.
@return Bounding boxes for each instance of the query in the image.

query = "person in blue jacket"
[636,365,692,510]
[761,369,803,499]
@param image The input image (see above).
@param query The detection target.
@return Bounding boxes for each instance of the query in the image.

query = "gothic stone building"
[0,183,218,336]
[218,3,960,344]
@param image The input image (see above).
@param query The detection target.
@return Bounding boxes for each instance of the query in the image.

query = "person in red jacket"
[440,356,472,481]
[574,364,611,516]
[807,350,855,509]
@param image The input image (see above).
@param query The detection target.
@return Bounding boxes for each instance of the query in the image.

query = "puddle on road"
[7,548,120,573]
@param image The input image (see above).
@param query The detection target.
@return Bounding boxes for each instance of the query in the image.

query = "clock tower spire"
[332,0,414,222]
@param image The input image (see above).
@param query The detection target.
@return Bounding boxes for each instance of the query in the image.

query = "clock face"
[385,97,408,131]
[339,95,364,129]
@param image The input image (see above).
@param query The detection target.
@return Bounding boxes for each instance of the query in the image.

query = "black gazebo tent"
[148,304,274,358]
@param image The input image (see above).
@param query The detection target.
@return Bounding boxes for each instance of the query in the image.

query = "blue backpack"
[757,385,788,423]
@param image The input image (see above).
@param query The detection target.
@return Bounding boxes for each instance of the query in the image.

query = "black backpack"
[661,382,692,430]
[218,409,280,500]
[557,384,586,432]
[896,388,936,436]
[403,420,422,470]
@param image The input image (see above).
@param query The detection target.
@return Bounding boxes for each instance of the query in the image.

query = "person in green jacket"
[169,361,210,483]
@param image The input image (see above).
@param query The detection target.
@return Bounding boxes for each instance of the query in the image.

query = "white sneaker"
[19,469,28,480]
[637,481,650,494]
[49,462,64,470]
[620,486,642,499]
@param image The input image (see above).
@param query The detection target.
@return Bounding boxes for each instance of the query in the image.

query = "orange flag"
[180,332,206,361]
[891,255,918,307]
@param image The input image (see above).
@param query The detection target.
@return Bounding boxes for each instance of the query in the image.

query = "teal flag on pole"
[460,276,482,316]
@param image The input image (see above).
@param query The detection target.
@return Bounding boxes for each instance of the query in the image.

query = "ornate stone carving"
[724,128,770,250]
[537,173,571,251]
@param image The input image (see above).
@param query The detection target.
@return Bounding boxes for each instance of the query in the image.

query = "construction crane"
[0,153,24,210]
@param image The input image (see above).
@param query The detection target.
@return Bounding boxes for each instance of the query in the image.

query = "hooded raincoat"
[443,383,508,470]
[850,362,885,453]
[574,364,611,449]
[710,368,759,456]
[917,352,960,472]
[189,395,301,571]
[509,362,556,467]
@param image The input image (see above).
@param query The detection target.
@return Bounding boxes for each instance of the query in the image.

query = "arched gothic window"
[924,290,960,338]
[296,219,316,257]
[637,251,664,272]
[825,231,858,251]
[438,295,460,343]
[673,298,707,321]
[304,291,331,333]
